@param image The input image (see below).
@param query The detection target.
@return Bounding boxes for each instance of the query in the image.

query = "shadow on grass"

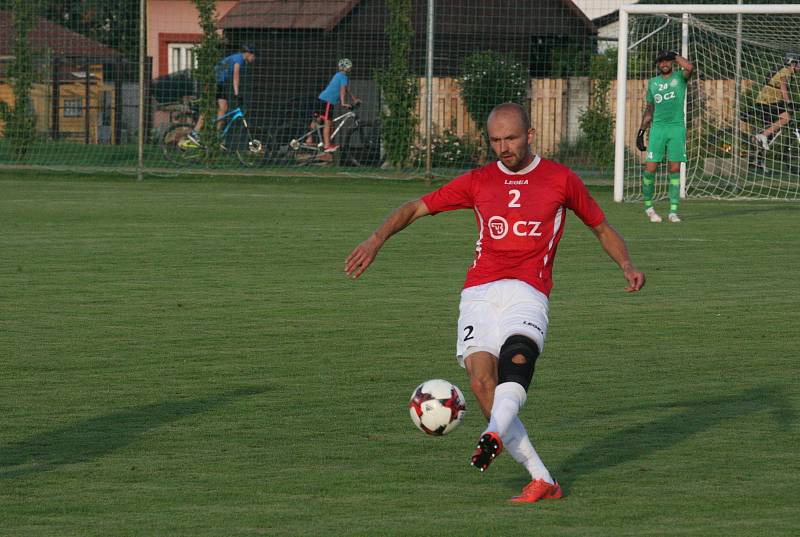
[553,385,795,495]
[0,386,267,479]
[689,204,800,220]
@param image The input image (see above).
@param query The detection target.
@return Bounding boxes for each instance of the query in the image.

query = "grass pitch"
[1,171,798,536]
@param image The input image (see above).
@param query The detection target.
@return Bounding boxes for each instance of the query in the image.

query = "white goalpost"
[614,3,800,201]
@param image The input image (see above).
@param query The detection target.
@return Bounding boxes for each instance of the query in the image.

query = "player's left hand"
[667,50,678,60]
[345,234,382,279]
[636,129,647,152]
[622,264,645,292]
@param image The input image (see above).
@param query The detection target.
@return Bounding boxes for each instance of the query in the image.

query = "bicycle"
[284,103,382,166]
[747,119,800,175]
[161,101,271,167]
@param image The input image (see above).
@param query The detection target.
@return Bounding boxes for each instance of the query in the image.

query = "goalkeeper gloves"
[636,129,648,152]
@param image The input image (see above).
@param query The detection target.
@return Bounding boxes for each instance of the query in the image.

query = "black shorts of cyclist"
[314,100,334,122]
[216,82,237,102]
[215,83,226,100]
[758,101,791,122]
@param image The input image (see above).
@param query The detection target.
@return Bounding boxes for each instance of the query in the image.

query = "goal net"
[616,5,800,201]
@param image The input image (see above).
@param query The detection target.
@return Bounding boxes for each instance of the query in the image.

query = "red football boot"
[470,432,503,472]
[509,479,563,503]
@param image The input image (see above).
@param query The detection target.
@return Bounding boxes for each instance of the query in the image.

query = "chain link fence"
[0,1,693,180]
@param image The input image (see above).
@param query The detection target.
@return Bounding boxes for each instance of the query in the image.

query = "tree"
[375,0,418,168]
[24,0,140,60]
[191,0,224,155]
[0,0,39,160]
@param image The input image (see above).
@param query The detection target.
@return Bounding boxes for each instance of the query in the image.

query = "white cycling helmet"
[338,58,353,70]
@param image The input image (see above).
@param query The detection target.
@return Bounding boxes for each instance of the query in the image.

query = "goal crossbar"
[622,4,800,16]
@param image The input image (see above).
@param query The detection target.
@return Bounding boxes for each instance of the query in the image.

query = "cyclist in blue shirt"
[190,44,256,144]
[310,58,360,152]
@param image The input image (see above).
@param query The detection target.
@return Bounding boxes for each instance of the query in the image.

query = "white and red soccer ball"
[408,379,466,436]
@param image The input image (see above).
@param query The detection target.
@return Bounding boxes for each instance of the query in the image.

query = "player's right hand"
[345,235,382,279]
[636,129,647,152]
[623,264,646,293]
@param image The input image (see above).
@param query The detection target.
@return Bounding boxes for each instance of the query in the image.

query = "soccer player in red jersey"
[345,102,645,503]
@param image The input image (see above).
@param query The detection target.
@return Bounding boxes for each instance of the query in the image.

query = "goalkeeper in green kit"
[636,50,694,223]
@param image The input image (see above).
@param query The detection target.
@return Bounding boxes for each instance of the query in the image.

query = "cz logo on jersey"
[488,215,543,239]
[654,91,676,104]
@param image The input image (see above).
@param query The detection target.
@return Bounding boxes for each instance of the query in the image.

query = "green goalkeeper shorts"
[646,124,687,163]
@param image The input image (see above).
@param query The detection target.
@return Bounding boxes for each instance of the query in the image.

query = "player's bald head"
[487,102,531,132]
[486,102,535,172]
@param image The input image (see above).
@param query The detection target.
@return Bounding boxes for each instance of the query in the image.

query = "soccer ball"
[408,379,466,436]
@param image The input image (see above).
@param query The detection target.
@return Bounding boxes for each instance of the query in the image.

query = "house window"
[63,98,83,117]
[168,43,197,73]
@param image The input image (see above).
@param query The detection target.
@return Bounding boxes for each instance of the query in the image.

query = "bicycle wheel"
[341,122,383,167]
[270,142,295,165]
[224,120,266,168]
[256,132,287,165]
[161,123,203,165]
[236,137,266,167]
[245,132,278,166]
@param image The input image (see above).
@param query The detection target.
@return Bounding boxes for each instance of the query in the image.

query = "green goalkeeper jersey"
[646,70,687,127]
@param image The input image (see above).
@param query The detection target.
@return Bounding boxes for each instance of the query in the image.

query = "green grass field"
[1,171,798,536]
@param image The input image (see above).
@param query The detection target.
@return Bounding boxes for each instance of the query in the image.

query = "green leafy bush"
[414,128,480,168]
[577,48,617,169]
[458,51,527,131]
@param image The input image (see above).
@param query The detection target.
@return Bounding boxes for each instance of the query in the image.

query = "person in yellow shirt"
[753,53,799,149]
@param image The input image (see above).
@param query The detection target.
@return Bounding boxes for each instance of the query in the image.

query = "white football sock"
[485,381,527,439]
[503,417,555,484]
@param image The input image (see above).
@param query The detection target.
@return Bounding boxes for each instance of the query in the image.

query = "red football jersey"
[421,156,605,296]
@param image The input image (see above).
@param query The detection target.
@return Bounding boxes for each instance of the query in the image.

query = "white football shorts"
[455,279,549,368]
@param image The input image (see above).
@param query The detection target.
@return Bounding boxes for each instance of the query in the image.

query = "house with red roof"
[0,10,122,143]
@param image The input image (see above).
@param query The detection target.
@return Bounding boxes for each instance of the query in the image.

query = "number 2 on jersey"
[508,189,521,207]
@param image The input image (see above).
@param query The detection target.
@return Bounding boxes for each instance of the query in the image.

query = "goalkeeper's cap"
[241,43,256,54]
[338,58,353,70]
[784,52,800,65]
[654,50,674,65]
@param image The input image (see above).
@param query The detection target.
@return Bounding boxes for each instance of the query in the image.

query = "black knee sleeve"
[498,335,539,391]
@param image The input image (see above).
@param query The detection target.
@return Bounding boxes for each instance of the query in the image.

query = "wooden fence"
[416,77,569,155]
[417,77,748,156]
